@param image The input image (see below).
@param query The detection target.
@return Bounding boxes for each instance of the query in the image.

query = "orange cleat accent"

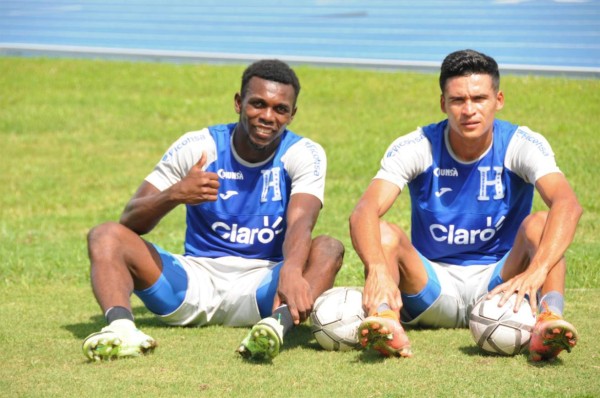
[358,309,412,358]
[528,304,578,362]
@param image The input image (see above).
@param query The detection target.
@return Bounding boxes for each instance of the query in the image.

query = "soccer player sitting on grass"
[82,59,344,361]
[349,49,581,361]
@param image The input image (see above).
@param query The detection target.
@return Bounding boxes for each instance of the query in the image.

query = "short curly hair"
[240,59,301,102]
[439,49,500,93]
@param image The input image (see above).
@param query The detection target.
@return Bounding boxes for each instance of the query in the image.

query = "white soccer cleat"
[82,319,157,361]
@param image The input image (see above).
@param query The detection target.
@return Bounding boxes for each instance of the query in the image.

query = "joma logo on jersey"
[211,216,283,244]
[430,216,505,245]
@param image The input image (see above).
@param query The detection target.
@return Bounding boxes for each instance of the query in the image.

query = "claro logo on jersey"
[430,216,505,245]
[211,216,283,244]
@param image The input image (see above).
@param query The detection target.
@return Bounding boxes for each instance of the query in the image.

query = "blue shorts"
[133,245,188,315]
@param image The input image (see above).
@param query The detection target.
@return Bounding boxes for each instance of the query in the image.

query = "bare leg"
[501,211,565,297]
[302,235,345,300]
[83,222,161,360]
[357,221,418,358]
[379,221,428,296]
[87,221,163,314]
[237,235,344,360]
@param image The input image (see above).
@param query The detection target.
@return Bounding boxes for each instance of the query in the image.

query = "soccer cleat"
[358,309,412,358]
[236,317,284,360]
[528,305,578,362]
[82,319,157,361]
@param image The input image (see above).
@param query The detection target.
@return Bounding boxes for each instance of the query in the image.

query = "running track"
[1,0,599,77]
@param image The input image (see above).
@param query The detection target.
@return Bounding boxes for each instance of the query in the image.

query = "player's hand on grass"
[174,151,220,204]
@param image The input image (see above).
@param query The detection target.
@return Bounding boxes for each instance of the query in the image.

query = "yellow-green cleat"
[82,319,157,361]
[237,317,284,360]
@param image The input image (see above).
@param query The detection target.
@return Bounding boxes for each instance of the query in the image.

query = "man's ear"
[289,106,298,122]
[234,92,242,114]
[440,94,447,114]
[496,90,505,111]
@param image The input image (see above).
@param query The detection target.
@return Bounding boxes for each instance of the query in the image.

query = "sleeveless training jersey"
[145,123,326,261]
[375,119,560,266]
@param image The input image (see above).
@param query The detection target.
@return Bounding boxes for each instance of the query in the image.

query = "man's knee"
[88,221,122,244]
[312,235,345,271]
[380,220,410,249]
[87,222,132,259]
[520,211,549,244]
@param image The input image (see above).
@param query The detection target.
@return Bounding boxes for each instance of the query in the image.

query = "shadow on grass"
[457,344,565,366]
[298,327,390,363]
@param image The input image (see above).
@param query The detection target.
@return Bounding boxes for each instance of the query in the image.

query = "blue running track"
[1,0,599,77]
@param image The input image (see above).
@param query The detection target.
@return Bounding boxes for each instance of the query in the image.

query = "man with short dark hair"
[350,49,581,362]
[83,59,344,361]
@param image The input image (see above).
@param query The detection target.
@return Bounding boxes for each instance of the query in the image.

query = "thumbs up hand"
[174,151,220,205]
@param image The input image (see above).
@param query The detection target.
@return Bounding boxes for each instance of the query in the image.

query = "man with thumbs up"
[82,59,344,362]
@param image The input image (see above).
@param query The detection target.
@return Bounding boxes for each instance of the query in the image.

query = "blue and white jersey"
[146,123,326,261]
[375,119,560,266]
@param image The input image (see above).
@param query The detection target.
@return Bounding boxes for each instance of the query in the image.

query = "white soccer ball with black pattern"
[310,287,366,351]
[469,293,536,356]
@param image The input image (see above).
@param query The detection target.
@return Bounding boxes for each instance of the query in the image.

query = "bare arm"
[120,152,220,234]
[349,179,402,314]
[531,172,583,275]
[274,193,322,324]
[491,172,583,312]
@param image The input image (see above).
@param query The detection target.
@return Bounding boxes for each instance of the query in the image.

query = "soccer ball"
[310,287,366,351]
[469,293,536,356]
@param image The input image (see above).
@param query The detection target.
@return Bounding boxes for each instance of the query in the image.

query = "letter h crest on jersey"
[260,167,282,202]
[477,166,504,201]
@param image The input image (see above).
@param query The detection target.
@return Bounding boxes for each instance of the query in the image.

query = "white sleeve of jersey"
[374,129,433,191]
[504,126,561,184]
[145,128,217,191]
[281,138,327,205]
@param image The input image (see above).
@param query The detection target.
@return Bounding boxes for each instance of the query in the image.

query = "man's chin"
[247,137,269,151]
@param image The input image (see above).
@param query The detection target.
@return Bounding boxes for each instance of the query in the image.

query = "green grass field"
[1,57,599,397]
